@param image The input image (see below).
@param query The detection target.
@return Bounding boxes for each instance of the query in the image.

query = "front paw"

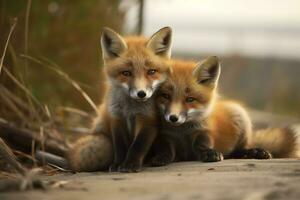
[119,160,142,173]
[198,149,223,162]
[109,163,120,172]
[243,148,272,159]
[150,154,172,167]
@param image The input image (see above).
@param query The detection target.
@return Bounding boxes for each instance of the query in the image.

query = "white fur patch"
[121,83,129,91]
[152,79,163,90]
[152,74,166,90]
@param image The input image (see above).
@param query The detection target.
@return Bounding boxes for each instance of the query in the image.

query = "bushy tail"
[68,134,113,172]
[251,125,300,158]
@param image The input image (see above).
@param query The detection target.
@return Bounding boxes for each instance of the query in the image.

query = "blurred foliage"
[0,0,124,113]
[176,53,300,119]
[220,57,300,119]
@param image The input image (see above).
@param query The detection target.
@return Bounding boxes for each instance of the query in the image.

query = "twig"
[0,119,68,156]
[0,18,17,74]
[0,138,26,175]
[36,150,69,170]
[24,0,31,75]
[21,55,98,113]
[40,126,45,166]
[31,140,37,167]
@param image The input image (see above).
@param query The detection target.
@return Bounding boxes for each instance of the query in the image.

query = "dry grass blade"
[0,85,32,113]
[0,88,28,123]
[13,149,37,163]
[2,67,46,117]
[41,56,96,91]
[21,54,98,113]
[56,106,91,118]
[0,18,17,74]
[0,85,42,127]
[24,0,31,75]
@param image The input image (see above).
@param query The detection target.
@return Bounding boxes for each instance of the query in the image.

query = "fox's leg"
[149,137,176,167]
[120,115,157,172]
[110,117,130,171]
[192,131,223,162]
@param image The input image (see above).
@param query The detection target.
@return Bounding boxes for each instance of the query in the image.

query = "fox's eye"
[121,71,132,77]
[161,93,170,100]
[147,69,157,75]
[186,97,196,103]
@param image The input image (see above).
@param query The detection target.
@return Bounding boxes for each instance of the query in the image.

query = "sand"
[1,159,300,200]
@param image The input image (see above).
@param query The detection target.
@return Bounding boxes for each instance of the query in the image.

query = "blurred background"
[1,0,300,126]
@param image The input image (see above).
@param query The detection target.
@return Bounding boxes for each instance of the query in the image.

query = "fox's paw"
[242,148,272,159]
[198,149,223,162]
[109,163,120,172]
[119,160,142,173]
[150,154,173,167]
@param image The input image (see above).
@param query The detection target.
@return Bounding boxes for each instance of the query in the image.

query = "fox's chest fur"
[108,86,156,118]
[161,121,204,136]
[159,120,206,160]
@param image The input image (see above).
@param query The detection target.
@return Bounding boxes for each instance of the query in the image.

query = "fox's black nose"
[169,115,178,123]
[137,91,146,98]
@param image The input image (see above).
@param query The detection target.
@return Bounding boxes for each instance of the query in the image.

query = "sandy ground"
[1,159,300,200]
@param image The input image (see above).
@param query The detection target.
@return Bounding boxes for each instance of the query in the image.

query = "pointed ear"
[146,27,172,58]
[101,27,127,60]
[193,56,221,87]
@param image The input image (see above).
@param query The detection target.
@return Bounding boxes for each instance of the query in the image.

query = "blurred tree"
[0,0,124,112]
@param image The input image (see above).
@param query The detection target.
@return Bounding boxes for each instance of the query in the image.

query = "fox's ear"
[193,56,221,87]
[147,27,172,58]
[101,27,127,60]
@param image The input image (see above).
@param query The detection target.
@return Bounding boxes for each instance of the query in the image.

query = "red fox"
[150,57,300,166]
[68,27,172,172]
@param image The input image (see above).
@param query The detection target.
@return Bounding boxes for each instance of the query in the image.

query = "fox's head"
[157,56,221,126]
[101,27,172,101]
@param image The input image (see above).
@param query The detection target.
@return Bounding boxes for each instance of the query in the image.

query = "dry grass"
[0,18,99,175]
[0,18,17,74]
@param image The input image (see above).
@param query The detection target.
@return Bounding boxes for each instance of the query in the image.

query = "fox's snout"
[165,112,186,125]
[137,90,146,98]
[130,88,153,101]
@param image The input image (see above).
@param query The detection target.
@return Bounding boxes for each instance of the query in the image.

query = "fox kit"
[68,27,172,172]
[151,57,274,166]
